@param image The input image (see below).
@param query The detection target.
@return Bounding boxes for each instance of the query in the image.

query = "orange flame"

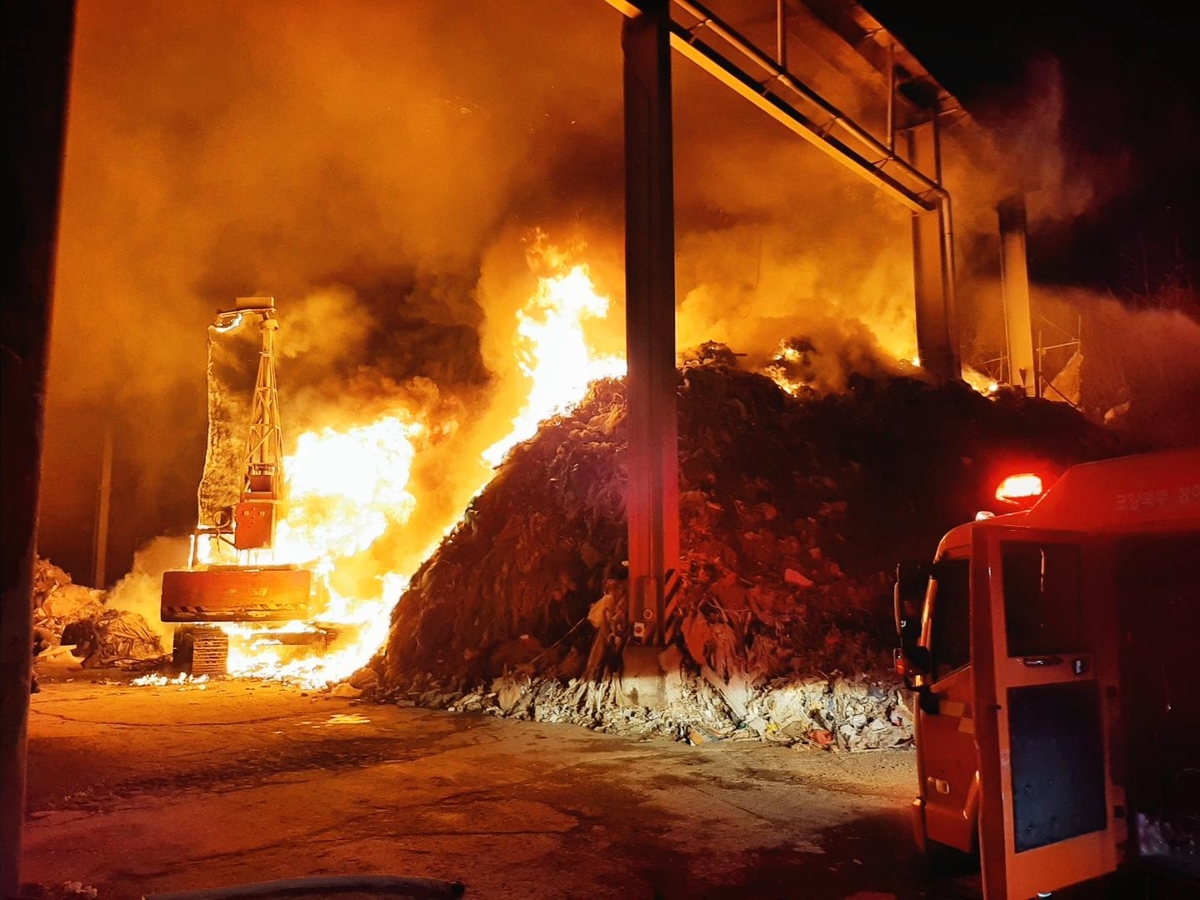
[274,414,422,569]
[483,263,625,467]
[211,414,423,687]
[204,253,624,687]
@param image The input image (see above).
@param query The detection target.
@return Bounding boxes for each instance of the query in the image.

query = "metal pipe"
[143,875,466,900]
[930,98,960,376]
[92,422,113,588]
[930,94,944,184]
[672,0,940,195]
[886,42,896,153]
[671,31,935,212]
[938,190,961,377]
[776,0,787,69]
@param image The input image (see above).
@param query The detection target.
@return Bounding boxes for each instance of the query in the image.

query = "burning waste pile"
[366,354,1118,748]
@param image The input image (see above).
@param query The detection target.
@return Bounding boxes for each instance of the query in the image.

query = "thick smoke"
[40,1,1184,590]
[1053,289,1200,447]
[104,536,189,643]
[43,0,626,581]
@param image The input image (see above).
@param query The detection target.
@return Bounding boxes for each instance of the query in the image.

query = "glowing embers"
[483,263,625,466]
[962,367,1002,396]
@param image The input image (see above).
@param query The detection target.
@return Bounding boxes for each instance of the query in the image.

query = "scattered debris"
[33,558,169,671]
[59,882,98,899]
[33,558,104,653]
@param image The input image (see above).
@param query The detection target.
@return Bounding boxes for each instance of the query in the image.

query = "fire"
[483,264,626,467]
[761,343,808,396]
[204,415,420,687]
[962,367,1002,395]
[201,255,624,688]
[274,415,422,569]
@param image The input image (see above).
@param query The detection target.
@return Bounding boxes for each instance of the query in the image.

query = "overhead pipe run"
[671,0,944,202]
[607,0,940,212]
[604,0,962,381]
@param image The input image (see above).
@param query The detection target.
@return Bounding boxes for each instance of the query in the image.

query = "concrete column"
[622,0,679,647]
[905,120,959,382]
[998,195,1037,396]
[1,3,75,895]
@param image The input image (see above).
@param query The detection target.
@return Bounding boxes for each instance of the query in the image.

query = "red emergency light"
[994,472,1044,506]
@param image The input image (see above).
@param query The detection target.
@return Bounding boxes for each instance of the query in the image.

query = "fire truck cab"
[894,446,1200,899]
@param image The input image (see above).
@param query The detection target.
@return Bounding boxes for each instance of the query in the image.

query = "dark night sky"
[867,0,1199,304]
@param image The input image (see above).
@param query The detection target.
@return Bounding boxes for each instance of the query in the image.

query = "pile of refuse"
[371,356,1120,748]
[32,558,167,670]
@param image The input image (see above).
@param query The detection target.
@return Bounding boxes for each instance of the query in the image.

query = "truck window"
[1001,542,1085,657]
[930,558,970,680]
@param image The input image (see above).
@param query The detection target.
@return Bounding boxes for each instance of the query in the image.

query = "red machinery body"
[161,298,313,640]
[161,567,311,623]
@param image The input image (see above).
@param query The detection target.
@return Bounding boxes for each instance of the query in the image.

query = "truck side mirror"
[893,560,929,642]
[894,561,931,689]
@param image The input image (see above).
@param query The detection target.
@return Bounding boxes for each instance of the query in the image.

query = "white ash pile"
[32,558,167,671]
[370,353,1119,747]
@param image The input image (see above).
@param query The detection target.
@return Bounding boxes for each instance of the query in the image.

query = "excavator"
[160,297,313,674]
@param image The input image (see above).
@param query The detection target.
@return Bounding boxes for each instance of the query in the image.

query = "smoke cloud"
[40,1,1184,590]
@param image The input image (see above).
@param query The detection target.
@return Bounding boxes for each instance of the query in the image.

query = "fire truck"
[894,446,1200,899]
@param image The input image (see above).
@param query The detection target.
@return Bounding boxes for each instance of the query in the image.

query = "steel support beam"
[607,1,963,382]
[605,0,937,213]
[623,0,680,647]
[905,118,960,381]
[1,3,75,894]
[998,195,1037,396]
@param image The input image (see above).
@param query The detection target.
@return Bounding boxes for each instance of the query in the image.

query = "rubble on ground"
[32,557,168,670]
[371,356,1120,747]
[32,558,104,652]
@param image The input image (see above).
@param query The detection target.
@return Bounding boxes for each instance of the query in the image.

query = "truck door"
[971,527,1120,899]
[917,556,979,853]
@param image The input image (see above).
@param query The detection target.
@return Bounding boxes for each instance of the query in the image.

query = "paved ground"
[21,675,980,900]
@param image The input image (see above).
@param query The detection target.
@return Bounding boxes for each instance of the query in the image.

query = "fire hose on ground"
[142,874,466,900]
